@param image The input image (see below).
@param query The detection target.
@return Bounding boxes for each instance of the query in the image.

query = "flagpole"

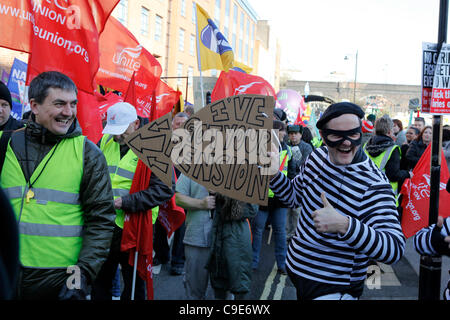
[194,2,205,107]
[199,70,205,107]
[418,0,447,301]
[131,251,138,300]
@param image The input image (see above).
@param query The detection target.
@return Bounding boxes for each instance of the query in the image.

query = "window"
[232,33,236,52]
[239,39,243,60]
[223,0,230,38]
[233,4,237,33]
[245,43,248,64]
[240,12,244,36]
[250,24,254,66]
[181,0,186,17]
[192,2,196,24]
[239,12,244,60]
[214,0,221,26]
[177,63,183,86]
[179,28,185,51]
[141,7,149,36]
[245,18,250,63]
[190,34,196,56]
[155,15,163,41]
[187,66,194,87]
[115,0,128,25]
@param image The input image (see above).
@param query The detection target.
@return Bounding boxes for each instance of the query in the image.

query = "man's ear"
[29,99,39,116]
[319,130,327,147]
[133,118,140,130]
[319,130,324,141]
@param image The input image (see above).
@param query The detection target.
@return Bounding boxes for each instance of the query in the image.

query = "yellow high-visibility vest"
[1,134,85,268]
[100,134,158,227]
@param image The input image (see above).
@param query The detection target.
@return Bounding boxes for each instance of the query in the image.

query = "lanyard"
[24,137,60,203]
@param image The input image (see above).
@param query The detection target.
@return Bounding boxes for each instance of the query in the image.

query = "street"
[152,227,450,300]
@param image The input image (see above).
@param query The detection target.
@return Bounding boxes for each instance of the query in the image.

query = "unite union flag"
[400,144,450,238]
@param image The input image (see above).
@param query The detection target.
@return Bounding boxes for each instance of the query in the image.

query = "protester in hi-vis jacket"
[0,71,116,300]
[91,102,174,300]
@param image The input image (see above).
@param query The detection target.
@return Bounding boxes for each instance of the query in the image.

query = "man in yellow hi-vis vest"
[91,102,174,300]
[363,115,411,207]
[0,71,116,300]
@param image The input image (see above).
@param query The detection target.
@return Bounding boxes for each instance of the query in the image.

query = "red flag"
[135,79,181,118]
[98,91,123,121]
[120,161,154,300]
[294,96,307,125]
[157,168,185,238]
[95,16,162,97]
[120,89,162,300]
[294,113,306,126]
[400,144,450,238]
[23,0,120,93]
[211,70,276,102]
[124,72,137,107]
[0,0,33,53]
[76,90,104,144]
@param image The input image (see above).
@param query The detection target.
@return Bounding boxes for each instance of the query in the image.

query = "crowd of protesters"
[0,72,450,301]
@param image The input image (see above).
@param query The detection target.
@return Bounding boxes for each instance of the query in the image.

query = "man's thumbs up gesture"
[312,193,350,235]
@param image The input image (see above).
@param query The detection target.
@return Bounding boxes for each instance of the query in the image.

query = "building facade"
[110,0,262,104]
[0,0,281,109]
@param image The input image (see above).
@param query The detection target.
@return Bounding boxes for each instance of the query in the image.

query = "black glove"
[58,267,89,300]
[430,223,450,257]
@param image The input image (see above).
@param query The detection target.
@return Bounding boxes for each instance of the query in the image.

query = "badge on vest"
[26,189,34,203]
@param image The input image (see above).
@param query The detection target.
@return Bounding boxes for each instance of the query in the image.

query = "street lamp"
[344,50,358,103]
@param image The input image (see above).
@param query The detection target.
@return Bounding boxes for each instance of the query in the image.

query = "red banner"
[157,168,185,238]
[21,0,119,93]
[76,90,105,144]
[120,160,154,300]
[211,70,276,102]
[400,144,450,238]
[0,0,33,53]
[135,80,181,119]
[98,91,123,121]
[95,16,162,98]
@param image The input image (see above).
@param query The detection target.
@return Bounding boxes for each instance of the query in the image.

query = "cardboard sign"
[125,94,275,205]
[173,94,274,206]
[125,112,174,188]
[422,42,450,114]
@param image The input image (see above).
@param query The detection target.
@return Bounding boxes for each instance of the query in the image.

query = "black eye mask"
[321,127,362,148]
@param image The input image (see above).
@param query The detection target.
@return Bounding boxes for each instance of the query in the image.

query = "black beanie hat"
[0,81,12,109]
[316,102,364,129]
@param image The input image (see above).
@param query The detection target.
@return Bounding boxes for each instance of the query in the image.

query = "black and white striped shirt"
[414,217,450,256]
[414,217,450,300]
[270,146,405,286]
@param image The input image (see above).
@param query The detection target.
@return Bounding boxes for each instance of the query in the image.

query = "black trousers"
[91,226,145,300]
[153,219,186,268]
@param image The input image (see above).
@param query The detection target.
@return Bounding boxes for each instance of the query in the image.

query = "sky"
[248,0,442,86]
